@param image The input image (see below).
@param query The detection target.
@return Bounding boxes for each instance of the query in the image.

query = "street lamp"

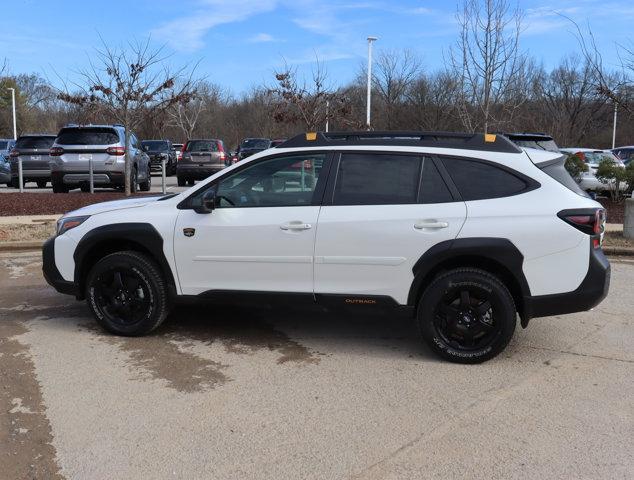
[7,87,17,140]
[366,36,378,130]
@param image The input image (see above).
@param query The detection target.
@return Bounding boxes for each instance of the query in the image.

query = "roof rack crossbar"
[278,131,521,153]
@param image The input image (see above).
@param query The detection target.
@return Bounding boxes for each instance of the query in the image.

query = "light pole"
[7,87,17,140]
[612,102,618,149]
[366,36,378,130]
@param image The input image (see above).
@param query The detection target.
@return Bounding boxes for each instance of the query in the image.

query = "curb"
[602,246,634,257]
[0,241,45,253]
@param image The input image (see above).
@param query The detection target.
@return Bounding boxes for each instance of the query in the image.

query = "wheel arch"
[408,238,531,325]
[73,223,177,300]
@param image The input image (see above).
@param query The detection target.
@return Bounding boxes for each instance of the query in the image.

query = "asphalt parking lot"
[1,252,632,480]
[0,172,189,195]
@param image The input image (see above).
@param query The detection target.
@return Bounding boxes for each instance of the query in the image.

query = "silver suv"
[49,125,151,193]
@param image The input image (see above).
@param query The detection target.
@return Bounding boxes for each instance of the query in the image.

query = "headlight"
[57,216,90,236]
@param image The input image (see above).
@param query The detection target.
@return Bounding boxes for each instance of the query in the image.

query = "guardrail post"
[18,158,23,193]
[89,157,94,194]
[161,158,167,194]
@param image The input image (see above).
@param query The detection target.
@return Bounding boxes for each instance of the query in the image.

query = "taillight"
[179,143,187,161]
[217,141,224,152]
[106,146,125,156]
[49,147,64,156]
[558,208,606,249]
[9,149,19,158]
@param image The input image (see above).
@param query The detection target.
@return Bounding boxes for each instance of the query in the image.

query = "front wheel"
[85,251,170,336]
[417,268,516,363]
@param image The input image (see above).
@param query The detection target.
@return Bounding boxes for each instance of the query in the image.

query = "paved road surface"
[1,253,632,479]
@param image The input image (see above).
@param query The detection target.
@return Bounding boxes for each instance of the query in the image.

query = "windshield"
[186,140,218,152]
[15,136,55,149]
[580,152,620,166]
[241,139,270,149]
[56,128,119,146]
[142,140,169,151]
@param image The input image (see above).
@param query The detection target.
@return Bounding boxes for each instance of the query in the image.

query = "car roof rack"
[278,131,521,153]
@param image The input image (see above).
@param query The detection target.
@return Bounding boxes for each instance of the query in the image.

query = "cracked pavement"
[0,252,632,479]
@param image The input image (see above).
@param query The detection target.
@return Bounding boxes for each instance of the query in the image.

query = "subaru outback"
[42,131,610,363]
[49,124,151,193]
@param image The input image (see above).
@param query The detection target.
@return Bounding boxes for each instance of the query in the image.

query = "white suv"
[43,131,610,363]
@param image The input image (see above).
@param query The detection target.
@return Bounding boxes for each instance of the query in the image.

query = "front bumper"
[523,242,610,321]
[42,237,79,297]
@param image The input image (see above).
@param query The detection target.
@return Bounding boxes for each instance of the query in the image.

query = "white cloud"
[152,0,278,52]
[248,33,277,43]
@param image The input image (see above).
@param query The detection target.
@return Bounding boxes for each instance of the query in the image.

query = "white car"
[43,131,610,363]
[560,148,627,194]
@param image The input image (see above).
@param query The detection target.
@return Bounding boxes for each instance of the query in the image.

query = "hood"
[63,195,165,218]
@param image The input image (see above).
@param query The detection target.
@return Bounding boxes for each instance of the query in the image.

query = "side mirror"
[193,189,216,214]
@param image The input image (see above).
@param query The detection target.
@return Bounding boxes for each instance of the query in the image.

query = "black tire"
[187,179,195,186]
[10,178,20,189]
[85,251,170,336]
[417,268,516,364]
[52,180,69,193]
[139,170,151,191]
[168,160,176,176]
[80,183,90,193]
[130,168,138,193]
[36,180,47,188]
[177,176,186,187]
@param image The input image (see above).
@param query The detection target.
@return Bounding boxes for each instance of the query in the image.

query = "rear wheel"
[85,251,170,336]
[177,176,186,187]
[139,169,151,191]
[80,183,90,193]
[130,168,138,193]
[417,268,516,363]
[187,179,195,186]
[10,178,20,189]
[36,180,47,188]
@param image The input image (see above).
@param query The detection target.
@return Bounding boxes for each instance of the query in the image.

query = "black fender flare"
[407,237,531,316]
[73,223,177,298]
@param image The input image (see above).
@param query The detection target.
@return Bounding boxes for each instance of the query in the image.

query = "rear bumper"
[42,237,79,297]
[176,164,224,179]
[52,170,124,186]
[523,243,610,320]
[11,169,51,180]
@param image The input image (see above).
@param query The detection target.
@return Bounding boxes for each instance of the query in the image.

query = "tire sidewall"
[418,271,516,363]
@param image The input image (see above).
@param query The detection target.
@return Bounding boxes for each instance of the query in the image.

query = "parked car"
[502,133,560,152]
[43,130,609,364]
[173,143,184,162]
[612,146,634,165]
[560,148,627,195]
[176,139,226,186]
[236,138,272,160]
[49,124,151,193]
[0,138,16,158]
[270,138,287,148]
[141,139,177,176]
[8,134,56,188]
[0,151,10,186]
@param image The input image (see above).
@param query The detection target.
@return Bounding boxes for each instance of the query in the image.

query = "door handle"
[414,220,449,230]
[280,221,312,231]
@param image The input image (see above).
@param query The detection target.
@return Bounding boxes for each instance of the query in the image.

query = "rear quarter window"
[441,157,532,201]
[56,128,119,145]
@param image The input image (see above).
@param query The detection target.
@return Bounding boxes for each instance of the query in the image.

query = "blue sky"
[2,0,633,94]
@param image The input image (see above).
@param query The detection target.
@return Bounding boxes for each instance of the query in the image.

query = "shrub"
[563,153,587,181]
[596,159,628,202]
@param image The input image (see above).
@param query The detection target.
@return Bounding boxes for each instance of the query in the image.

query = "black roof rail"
[278,131,522,153]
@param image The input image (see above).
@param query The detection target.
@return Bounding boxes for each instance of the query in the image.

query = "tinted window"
[0,141,8,150]
[513,139,559,153]
[539,157,589,198]
[186,140,218,152]
[333,153,420,205]
[142,141,169,151]
[206,153,327,208]
[241,139,270,149]
[419,158,454,203]
[56,128,119,145]
[442,157,529,201]
[16,136,55,149]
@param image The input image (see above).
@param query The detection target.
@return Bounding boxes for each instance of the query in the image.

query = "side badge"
[183,228,196,238]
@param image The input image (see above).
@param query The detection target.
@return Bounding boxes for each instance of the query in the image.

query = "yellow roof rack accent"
[306,132,317,141]
[484,134,496,143]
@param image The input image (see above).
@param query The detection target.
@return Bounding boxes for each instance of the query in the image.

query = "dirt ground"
[0,252,632,480]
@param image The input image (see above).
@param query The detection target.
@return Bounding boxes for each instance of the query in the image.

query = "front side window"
[333,153,421,205]
[442,157,530,201]
[196,153,327,208]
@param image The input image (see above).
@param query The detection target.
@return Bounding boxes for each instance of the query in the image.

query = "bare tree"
[449,0,526,133]
[167,81,226,140]
[58,37,197,195]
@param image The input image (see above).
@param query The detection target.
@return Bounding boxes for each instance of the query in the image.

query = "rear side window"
[16,136,55,149]
[442,157,529,201]
[539,156,589,197]
[186,140,218,152]
[333,153,420,205]
[56,128,119,145]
